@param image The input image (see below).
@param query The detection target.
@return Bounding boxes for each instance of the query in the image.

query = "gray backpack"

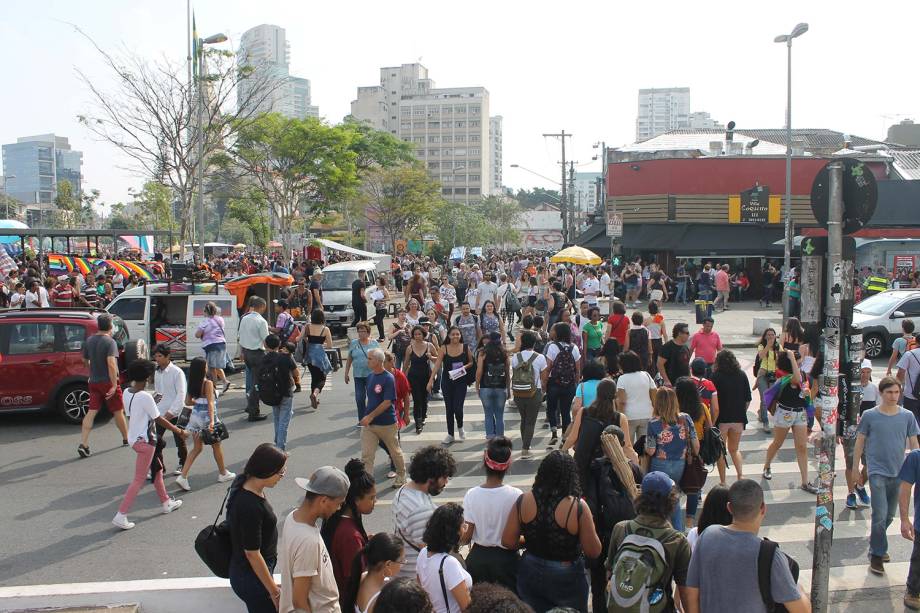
[608,521,674,613]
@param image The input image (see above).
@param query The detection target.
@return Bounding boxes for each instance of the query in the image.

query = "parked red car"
[0,309,146,424]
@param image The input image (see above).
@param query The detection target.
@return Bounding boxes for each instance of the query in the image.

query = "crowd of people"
[12,242,920,612]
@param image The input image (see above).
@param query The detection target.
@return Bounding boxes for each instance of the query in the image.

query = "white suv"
[853,289,920,358]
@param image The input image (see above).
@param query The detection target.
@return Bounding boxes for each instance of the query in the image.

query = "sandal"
[801,482,819,494]
[762,467,772,480]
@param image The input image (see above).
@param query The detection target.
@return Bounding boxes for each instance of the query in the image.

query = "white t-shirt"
[862,381,879,405]
[616,371,657,420]
[25,290,41,308]
[513,350,549,391]
[599,273,611,296]
[479,281,499,307]
[123,388,160,445]
[582,278,600,304]
[39,285,50,307]
[278,512,340,613]
[546,341,582,364]
[9,292,25,308]
[687,526,700,552]
[416,549,472,613]
[462,484,523,547]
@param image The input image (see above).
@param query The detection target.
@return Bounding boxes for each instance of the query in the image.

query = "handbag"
[194,486,233,578]
[201,421,230,446]
[679,416,707,494]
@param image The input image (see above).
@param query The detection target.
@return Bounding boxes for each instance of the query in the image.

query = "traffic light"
[612,256,621,266]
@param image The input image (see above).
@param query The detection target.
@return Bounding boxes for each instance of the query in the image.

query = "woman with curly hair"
[417,503,472,613]
[321,459,378,609]
[501,450,602,612]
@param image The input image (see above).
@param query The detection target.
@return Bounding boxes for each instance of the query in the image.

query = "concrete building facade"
[490,115,503,192]
[2,134,83,227]
[237,24,318,119]
[636,87,690,141]
[351,64,492,203]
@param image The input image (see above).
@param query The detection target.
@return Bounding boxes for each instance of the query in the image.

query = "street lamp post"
[196,32,227,264]
[775,22,808,317]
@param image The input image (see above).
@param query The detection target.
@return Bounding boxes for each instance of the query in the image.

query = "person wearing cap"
[359,348,407,487]
[278,465,350,613]
[606,471,692,612]
[272,298,296,344]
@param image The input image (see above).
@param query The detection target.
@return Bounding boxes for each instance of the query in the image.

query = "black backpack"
[549,342,577,387]
[257,353,284,406]
[482,356,507,388]
[758,538,800,612]
[578,417,638,547]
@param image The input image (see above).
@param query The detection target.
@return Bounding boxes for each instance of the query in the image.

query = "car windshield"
[321,271,361,291]
[854,293,902,316]
[110,315,128,348]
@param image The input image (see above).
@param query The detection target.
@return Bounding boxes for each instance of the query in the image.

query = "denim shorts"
[204,342,227,369]
[187,409,213,433]
[773,406,807,428]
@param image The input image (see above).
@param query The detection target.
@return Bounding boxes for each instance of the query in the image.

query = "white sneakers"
[175,475,191,491]
[218,471,236,483]
[112,512,135,530]
[113,498,182,530]
[442,435,454,445]
[458,428,467,441]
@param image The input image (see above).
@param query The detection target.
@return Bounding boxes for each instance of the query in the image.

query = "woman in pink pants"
[112,359,187,530]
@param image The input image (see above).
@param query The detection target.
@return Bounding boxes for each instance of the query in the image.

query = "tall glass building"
[2,134,83,227]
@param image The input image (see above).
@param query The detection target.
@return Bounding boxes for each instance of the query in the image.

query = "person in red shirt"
[382,351,410,478]
[690,357,720,426]
[689,317,723,376]
[51,276,75,308]
[321,458,378,611]
[713,264,731,311]
[605,300,629,346]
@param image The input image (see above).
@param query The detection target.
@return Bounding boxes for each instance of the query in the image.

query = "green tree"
[358,164,442,253]
[479,195,523,248]
[107,202,132,230]
[515,187,562,209]
[54,179,81,228]
[229,114,360,254]
[225,189,270,251]
[129,181,175,248]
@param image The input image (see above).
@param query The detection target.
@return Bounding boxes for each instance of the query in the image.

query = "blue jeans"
[650,457,686,532]
[756,373,773,427]
[354,377,368,421]
[869,474,900,557]
[676,280,687,303]
[229,558,276,613]
[272,396,294,451]
[517,552,588,613]
[479,387,507,438]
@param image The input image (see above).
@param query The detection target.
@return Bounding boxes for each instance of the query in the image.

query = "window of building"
[469,161,481,168]
[455,121,466,128]
[469,174,480,181]
[400,121,411,130]
[442,188,453,195]
[441,136,453,143]
[442,107,453,115]
[469,134,480,142]
[455,106,466,113]
[454,188,467,195]
[412,136,424,143]
[470,148,480,155]
[413,108,426,116]
[442,175,453,183]
[427,135,438,143]
[469,188,480,195]
[455,135,466,143]
[427,106,440,114]
[401,107,411,115]
[428,121,440,128]
[455,149,467,156]
[39,161,52,174]
[455,161,467,169]
[442,149,452,156]
[417,149,426,157]
[470,105,481,114]
[453,174,466,182]
[39,191,53,204]
[413,121,424,129]
[39,176,53,188]
[469,121,480,128]
[428,162,440,169]
[428,149,439,156]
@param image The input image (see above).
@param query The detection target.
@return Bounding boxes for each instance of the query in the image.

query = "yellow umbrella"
[550,245,602,265]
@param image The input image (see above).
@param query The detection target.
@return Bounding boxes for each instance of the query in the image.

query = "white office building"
[237,24,318,119]
[688,111,724,131]
[351,64,491,203]
[490,116,503,192]
[636,87,691,141]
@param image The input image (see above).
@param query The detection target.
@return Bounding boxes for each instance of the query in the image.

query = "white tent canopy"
[317,239,391,272]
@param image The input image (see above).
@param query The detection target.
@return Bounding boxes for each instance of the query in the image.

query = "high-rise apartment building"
[238,24,318,119]
[636,87,691,141]
[688,111,724,131]
[351,64,491,203]
[2,134,83,227]
[573,171,601,232]
[490,116,503,192]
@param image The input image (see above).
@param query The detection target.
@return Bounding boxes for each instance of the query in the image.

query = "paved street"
[0,305,915,610]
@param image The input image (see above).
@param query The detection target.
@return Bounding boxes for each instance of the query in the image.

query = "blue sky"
[1,0,918,212]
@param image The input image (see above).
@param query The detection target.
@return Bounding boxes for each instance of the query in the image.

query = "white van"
[106,282,239,362]
[320,260,381,331]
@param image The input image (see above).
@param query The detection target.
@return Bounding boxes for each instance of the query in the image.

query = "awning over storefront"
[577,222,784,256]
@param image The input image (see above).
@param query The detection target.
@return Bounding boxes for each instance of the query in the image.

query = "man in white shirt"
[39,278,51,307]
[478,271,498,308]
[239,296,270,421]
[581,268,600,307]
[153,344,188,474]
[25,280,42,309]
[512,331,550,458]
[599,267,611,298]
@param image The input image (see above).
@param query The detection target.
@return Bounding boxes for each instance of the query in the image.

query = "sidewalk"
[646,299,781,349]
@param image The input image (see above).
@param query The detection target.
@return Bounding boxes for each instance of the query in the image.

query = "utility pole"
[543,131,571,245]
[568,161,576,243]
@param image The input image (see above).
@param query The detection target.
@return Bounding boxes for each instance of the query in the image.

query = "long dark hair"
[321,459,375,548]
[187,357,207,398]
[586,378,618,424]
[532,450,581,508]
[343,532,403,613]
[675,376,702,422]
[784,317,804,341]
[697,485,732,535]
[758,327,779,351]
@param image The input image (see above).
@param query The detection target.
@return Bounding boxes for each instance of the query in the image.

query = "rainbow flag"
[96,259,156,281]
[48,254,93,275]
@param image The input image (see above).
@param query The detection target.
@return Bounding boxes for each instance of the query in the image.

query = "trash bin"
[694,300,713,324]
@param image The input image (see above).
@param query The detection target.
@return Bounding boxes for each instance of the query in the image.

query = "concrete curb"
[5,606,139,613]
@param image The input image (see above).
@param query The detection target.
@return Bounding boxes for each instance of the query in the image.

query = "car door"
[187,296,236,360]
[0,321,58,410]
[107,296,149,345]
[891,298,920,336]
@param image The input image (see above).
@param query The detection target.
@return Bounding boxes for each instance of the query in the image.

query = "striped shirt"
[393,486,437,578]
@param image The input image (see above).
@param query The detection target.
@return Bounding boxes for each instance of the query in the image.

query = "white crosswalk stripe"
[366,385,916,593]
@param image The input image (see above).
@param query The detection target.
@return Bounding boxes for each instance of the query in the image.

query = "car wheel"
[864,333,885,359]
[124,339,148,364]
[58,383,90,425]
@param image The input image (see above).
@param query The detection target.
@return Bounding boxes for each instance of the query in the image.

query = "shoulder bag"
[679,415,707,494]
[194,486,233,578]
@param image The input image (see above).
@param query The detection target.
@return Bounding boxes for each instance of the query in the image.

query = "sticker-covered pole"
[811,160,844,611]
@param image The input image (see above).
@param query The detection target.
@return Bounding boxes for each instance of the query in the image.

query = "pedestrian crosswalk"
[356,387,916,595]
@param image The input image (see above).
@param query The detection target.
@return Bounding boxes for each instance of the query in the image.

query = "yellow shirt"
[693,403,712,440]
[757,344,777,373]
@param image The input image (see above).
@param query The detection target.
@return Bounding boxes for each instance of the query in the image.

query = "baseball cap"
[274,299,289,308]
[690,358,708,376]
[295,466,350,498]
[642,471,674,496]
[418,316,431,325]
[861,358,872,370]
